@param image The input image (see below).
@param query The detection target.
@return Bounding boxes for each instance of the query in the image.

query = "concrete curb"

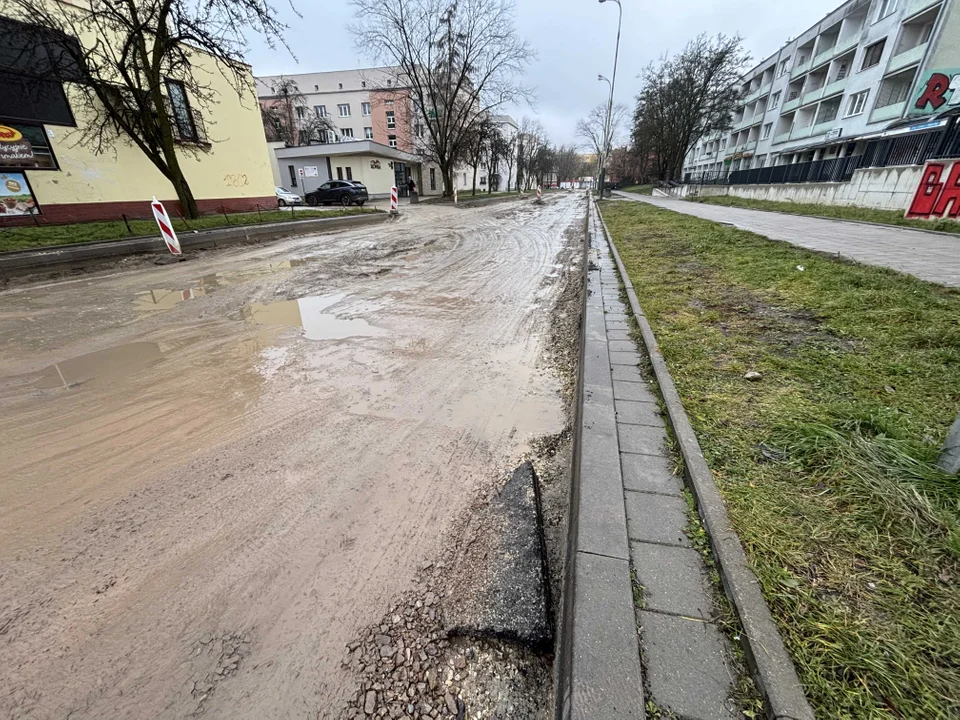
[596,203,815,720]
[0,212,390,276]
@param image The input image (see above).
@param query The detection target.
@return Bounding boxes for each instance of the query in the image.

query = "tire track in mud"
[0,195,584,719]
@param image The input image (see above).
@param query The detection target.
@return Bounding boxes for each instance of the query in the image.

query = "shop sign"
[825,128,842,141]
[906,160,960,221]
[0,172,40,216]
[0,125,37,167]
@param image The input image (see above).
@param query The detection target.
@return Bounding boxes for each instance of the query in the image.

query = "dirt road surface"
[0,195,585,718]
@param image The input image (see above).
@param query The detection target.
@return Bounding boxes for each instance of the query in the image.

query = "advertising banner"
[0,172,40,216]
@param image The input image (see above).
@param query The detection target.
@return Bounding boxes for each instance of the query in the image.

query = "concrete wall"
[694,165,924,211]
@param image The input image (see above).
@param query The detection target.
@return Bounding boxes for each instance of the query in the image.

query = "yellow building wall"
[6,2,275,220]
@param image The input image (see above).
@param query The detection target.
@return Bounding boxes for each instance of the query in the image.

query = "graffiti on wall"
[911,69,960,115]
[906,160,960,220]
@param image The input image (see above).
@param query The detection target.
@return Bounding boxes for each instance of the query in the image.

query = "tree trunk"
[159,135,200,218]
[472,164,477,196]
[441,164,454,198]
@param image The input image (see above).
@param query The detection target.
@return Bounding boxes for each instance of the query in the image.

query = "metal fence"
[728,154,864,186]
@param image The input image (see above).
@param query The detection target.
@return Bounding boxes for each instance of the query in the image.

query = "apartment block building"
[684,0,959,178]
[256,68,417,152]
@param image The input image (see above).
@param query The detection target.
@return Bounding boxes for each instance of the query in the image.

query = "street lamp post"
[597,0,622,198]
[597,74,611,192]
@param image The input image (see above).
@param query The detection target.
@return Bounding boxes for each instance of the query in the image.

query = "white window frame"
[762,123,772,140]
[338,103,351,118]
[340,127,354,139]
[861,39,886,70]
[770,91,781,109]
[386,110,396,129]
[844,90,870,117]
[364,126,374,139]
[877,0,899,20]
[315,105,327,118]
[388,135,397,148]
[361,102,371,116]
[778,58,790,77]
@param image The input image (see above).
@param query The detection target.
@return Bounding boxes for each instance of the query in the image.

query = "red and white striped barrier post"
[537,185,542,200]
[390,185,399,215]
[453,185,458,205]
[151,196,182,255]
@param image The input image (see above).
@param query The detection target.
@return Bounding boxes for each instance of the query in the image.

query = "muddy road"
[0,194,585,718]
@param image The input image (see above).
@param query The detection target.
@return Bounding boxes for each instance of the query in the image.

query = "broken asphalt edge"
[0,212,391,276]
[554,194,646,720]
[596,199,815,720]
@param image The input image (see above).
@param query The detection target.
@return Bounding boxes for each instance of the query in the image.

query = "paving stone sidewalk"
[586,208,739,718]
[615,191,960,288]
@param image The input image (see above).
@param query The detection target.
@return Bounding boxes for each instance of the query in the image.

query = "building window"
[336,166,343,180]
[414,123,424,138]
[816,98,841,124]
[338,103,350,117]
[462,172,467,185]
[861,39,886,70]
[385,99,394,106]
[341,127,354,139]
[314,84,319,90]
[877,0,898,20]
[845,89,870,116]
[875,68,916,107]
[165,79,198,142]
[346,166,353,180]
[318,129,331,143]
[364,126,374,139]
[361,81,367,88]
[338,82,343,90]
[288,164,297,187]
[295,106,306,119]
[361,102,371,116]
[0,120,58,170]
[480,176,487,185]
[430,167,436,191]
[315,105,327,117]
[770,91,781,109]
[386,110,396,129]
[762,123,772,139]
[388,135,397,148]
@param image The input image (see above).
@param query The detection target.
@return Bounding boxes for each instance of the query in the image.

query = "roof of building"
[274,139,419,163]
[256,67,406,98]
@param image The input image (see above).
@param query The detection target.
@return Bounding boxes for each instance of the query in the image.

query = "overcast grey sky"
[245,0,842,146]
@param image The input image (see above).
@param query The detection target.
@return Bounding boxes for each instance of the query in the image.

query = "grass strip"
[618,185,655,195]
[689,194,960,235]
[601,199,960,719]
[0,207,376,253]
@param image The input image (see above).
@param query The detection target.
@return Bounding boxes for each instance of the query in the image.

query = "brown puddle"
[35,342,163,389]
[242,293,384,341]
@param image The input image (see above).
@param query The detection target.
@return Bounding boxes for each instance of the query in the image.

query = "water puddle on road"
[242,294,384,341]
[34,342,163,389]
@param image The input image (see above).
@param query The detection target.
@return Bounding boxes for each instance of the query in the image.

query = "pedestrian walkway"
[566,205,738,718]
[615,191,960,287]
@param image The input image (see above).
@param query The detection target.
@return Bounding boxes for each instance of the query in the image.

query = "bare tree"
[464,117,495,196]
[633,34,749,180]
[1,0,291,218]
[260,77,338,146]
[351,0,533,197]
[484,127,510,193]
[575,103,628,159]
[516,116,546,191]
[553,145,581,186]
[500,131,518,191]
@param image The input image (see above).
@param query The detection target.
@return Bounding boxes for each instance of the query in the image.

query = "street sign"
[825,128,842,141]
[304,166,319,178]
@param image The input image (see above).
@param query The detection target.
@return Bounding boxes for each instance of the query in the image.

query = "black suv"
[305,180,369,207]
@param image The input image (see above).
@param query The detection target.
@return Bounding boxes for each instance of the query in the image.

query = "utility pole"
[596,0,622,198]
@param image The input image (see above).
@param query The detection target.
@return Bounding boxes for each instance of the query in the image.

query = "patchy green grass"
[0,207,376,253]
[690,194,960,235]
[600,199,960,719]
[618,184,655,195]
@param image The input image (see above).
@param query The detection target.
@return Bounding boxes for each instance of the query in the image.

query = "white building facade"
[684,0,959,179]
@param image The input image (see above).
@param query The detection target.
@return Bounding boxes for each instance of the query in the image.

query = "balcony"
[869,101,907,124]
[782,96,801,113]
[790,125,815,140]
[906,0,942,17]
[833,34,859,58]
[773,131,792,145]
[888,42,928,73]
[801,86,826,105]
[745,140,758,152]
[743,82,773,105]
[812,44,837,69]
[812,121,837,136]
[821,77,848,99]
[791,60,811,79]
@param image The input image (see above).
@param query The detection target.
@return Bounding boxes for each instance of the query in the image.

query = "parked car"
[305,180,369,207]
[275,186,302,206]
